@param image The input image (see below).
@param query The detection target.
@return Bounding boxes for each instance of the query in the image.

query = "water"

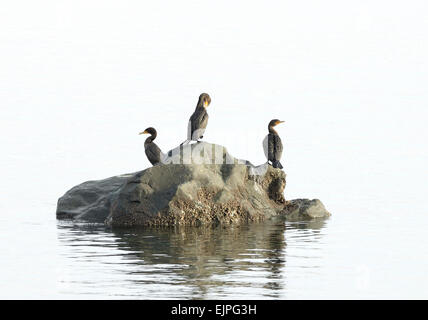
[1,1,428,299]
[1,203,427,299]
[57,220,290,299]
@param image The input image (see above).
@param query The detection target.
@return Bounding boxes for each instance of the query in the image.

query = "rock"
[282,199,331,220]
[56,142,330,226]
[56,173,135,222]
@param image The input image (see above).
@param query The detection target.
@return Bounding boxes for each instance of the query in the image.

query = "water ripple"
[54,218,327,299]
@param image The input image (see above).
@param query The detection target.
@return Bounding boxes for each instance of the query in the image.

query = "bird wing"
[267,134,283,161]
[263,135,269,159]
[187,119,192,140]
[189,107,208,140]
[267,134,275,161]
[199,111,209,130]
[145,143,162,165]
[273,135,283,160]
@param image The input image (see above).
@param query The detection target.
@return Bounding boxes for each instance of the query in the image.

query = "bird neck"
[145,133,156,144]
[196,97,206,109]
[269,126,278,135]
[196,103,205,110]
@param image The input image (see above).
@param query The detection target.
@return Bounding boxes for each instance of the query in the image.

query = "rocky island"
[56,142,330,226]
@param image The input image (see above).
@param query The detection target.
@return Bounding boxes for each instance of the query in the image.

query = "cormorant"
[139,127,163,165]
[181,93,211,145]
[263,119,284,169]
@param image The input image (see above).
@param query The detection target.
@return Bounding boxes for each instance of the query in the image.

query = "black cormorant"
[139,127,163,165]
[181,93,211,145]
[264,119,284,169]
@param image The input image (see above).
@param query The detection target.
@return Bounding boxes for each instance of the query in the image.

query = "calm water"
[1,203,427,299]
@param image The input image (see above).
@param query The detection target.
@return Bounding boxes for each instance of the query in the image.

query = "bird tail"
[272,160,283,169]
[180,140,190,146]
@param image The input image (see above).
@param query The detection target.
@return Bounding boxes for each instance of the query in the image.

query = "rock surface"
[56,142,330,226]
[283,199,331,221]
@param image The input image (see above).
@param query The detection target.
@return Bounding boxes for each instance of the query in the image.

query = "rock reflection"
[111,220,286,299]
[286,218,327,231]
[57,217,327,299]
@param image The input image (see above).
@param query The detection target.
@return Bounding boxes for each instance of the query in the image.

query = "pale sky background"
[1,0,427,215]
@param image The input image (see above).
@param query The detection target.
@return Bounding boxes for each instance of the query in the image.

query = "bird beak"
[278,121,285,125]
[139,130,148,135]
[204,100,209,107]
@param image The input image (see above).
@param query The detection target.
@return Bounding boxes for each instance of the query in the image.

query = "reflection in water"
[56,217,327,299]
